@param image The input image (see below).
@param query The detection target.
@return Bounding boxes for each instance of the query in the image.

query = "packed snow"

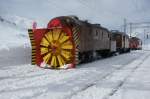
[0,50,150,99]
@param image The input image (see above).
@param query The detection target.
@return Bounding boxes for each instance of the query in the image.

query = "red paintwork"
[129,37,142,49]
[32,29,48,66]
[32,18,76,68]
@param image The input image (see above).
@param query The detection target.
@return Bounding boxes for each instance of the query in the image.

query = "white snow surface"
[1,50,150,99]
[0,15,31,50]
[1,0,150,99]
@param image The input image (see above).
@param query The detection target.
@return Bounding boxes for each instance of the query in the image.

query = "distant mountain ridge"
[0,15,33,30]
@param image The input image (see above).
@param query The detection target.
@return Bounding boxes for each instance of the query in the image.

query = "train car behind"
[129,37,142,50]
[111,30,130,53]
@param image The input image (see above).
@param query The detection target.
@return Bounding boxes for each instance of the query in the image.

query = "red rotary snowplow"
[28,17,80,69]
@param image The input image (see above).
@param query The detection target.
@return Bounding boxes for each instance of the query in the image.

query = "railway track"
[0,49,148,99]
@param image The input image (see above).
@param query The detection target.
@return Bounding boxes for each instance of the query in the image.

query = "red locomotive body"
[129,37,142,50]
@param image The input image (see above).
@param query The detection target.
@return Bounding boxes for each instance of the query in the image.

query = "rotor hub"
[40,28,74,68]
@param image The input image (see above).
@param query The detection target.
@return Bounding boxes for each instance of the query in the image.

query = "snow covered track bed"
[0,50,150,99]
[0,46,31,67]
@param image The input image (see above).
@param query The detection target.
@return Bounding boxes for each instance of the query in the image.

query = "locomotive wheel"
[40,28,74,69]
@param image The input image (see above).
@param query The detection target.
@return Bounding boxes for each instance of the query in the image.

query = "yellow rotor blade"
[62,40,72,45]
[43,53,51,64]
[45,31,53,42]
[60,36,69,44]
[61,44,73,50]
[57,55,65,66]
[59,32,65,40]
[61,50,72,60]
[62,40,73,49]
[41,47,49,55]
[40,37,49,47]
[51,56,57,67]
[53,29,61,40]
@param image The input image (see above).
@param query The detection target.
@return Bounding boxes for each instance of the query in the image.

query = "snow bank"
[0,15,31,50]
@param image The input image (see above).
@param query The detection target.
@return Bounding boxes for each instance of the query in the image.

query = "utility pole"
[124,18,127,33]
[129,23,132,37]
[146,32,149,39]
[144,29,146,46]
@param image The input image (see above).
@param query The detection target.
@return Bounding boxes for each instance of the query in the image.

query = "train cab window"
[123,36,125,41]
[103,31,106,38]
[94,29,99,39]
[96,30,98,36]
[98,30,101,38]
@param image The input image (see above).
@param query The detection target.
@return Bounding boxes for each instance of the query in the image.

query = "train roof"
[130,37,141,40]
[51,16,110,32]
[111,30,129,37]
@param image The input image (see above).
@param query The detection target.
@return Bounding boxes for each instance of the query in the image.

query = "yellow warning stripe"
[32,52,36,55]
[74,39,79,44]
[73,31,79,36]
[72,26,80,65]
[73,35,78,40]
[72,27,79,32]
[74,39,79,45]
[32,55,36,57]
[28,29,36,65]
[32,61,36,64]
[73,28,79,35]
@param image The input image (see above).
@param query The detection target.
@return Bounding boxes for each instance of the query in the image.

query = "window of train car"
[99,30,102,39]
[102,31,103,39]
[103,31,105,38]
[98,29,101,39]
[96,30,98,36]
[103,31,107,38]
[94,29,99,40]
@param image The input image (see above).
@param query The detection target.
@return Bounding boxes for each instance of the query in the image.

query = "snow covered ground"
[109,51,150,99]
[1,0,150,99]
[0,14,150,99]
[0,50,150,99]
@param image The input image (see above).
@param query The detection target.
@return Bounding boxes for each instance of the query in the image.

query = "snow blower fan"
[28,17,80,69]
